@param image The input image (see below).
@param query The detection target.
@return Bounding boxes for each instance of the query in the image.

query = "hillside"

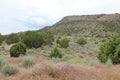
[43,13,120,37]
[0,13,120,80]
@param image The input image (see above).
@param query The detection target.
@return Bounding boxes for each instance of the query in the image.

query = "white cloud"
[0,0,120,34]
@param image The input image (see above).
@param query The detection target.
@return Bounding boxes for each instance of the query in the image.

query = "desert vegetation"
[98,34,120,64]
[76,37,87,45]
[10,41,26,57]
[22,57,35,68]
[58,38,70,48]
[0,14,120,80]
[50,47,62,58]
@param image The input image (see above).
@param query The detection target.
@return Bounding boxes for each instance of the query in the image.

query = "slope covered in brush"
[43,13,120,37]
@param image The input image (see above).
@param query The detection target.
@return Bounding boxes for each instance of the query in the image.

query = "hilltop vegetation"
[43,13,120,37]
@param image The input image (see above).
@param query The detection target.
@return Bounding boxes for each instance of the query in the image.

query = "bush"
[76,37,87,45]
[56,36,61,44]
[21,31,54,48]
[59,38,69,48]
[98,35,120,64]
[50,47,62,58]
[5,33,20,45]
[41,31,54,45]
[0,55,8,69]
[0,34,4,45]
[22,31,44,48]
[10,42,26,57]
[115,44,120,62]
[22,57,35,68]
[2,64,18,75]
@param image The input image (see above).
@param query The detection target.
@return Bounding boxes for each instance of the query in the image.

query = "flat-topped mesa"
[60,15,104,22]
[60,13,120,22]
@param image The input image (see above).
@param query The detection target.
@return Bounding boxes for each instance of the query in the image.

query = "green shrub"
[101,39,106,42]
[41,31,54,45]
[10,42,26,57]
[59,38,69,48]
[50,47,62,58]
[21,31,54,48]
[0,55,8,69]
[0,34,4,45]
[22,57,35,68]
[56,39,60,45]
[76,37,87,45]
[22,31,44,48]
[2,64,18,75]
[5,33,20,45]
[95,41,98,44]
[56,37,61,44]
[115,44,120,62]
[98,35,120,64]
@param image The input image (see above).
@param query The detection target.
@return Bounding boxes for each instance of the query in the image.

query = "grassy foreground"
[0,61,120,80]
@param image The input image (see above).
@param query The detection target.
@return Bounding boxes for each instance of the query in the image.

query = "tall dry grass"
[0,63,120,80]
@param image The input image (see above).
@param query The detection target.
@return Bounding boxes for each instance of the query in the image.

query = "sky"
[0,0,120,35]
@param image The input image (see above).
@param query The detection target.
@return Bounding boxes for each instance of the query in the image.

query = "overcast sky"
[0,0,120,34]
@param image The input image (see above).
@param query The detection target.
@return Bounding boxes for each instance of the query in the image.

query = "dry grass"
[0,62,120,80]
